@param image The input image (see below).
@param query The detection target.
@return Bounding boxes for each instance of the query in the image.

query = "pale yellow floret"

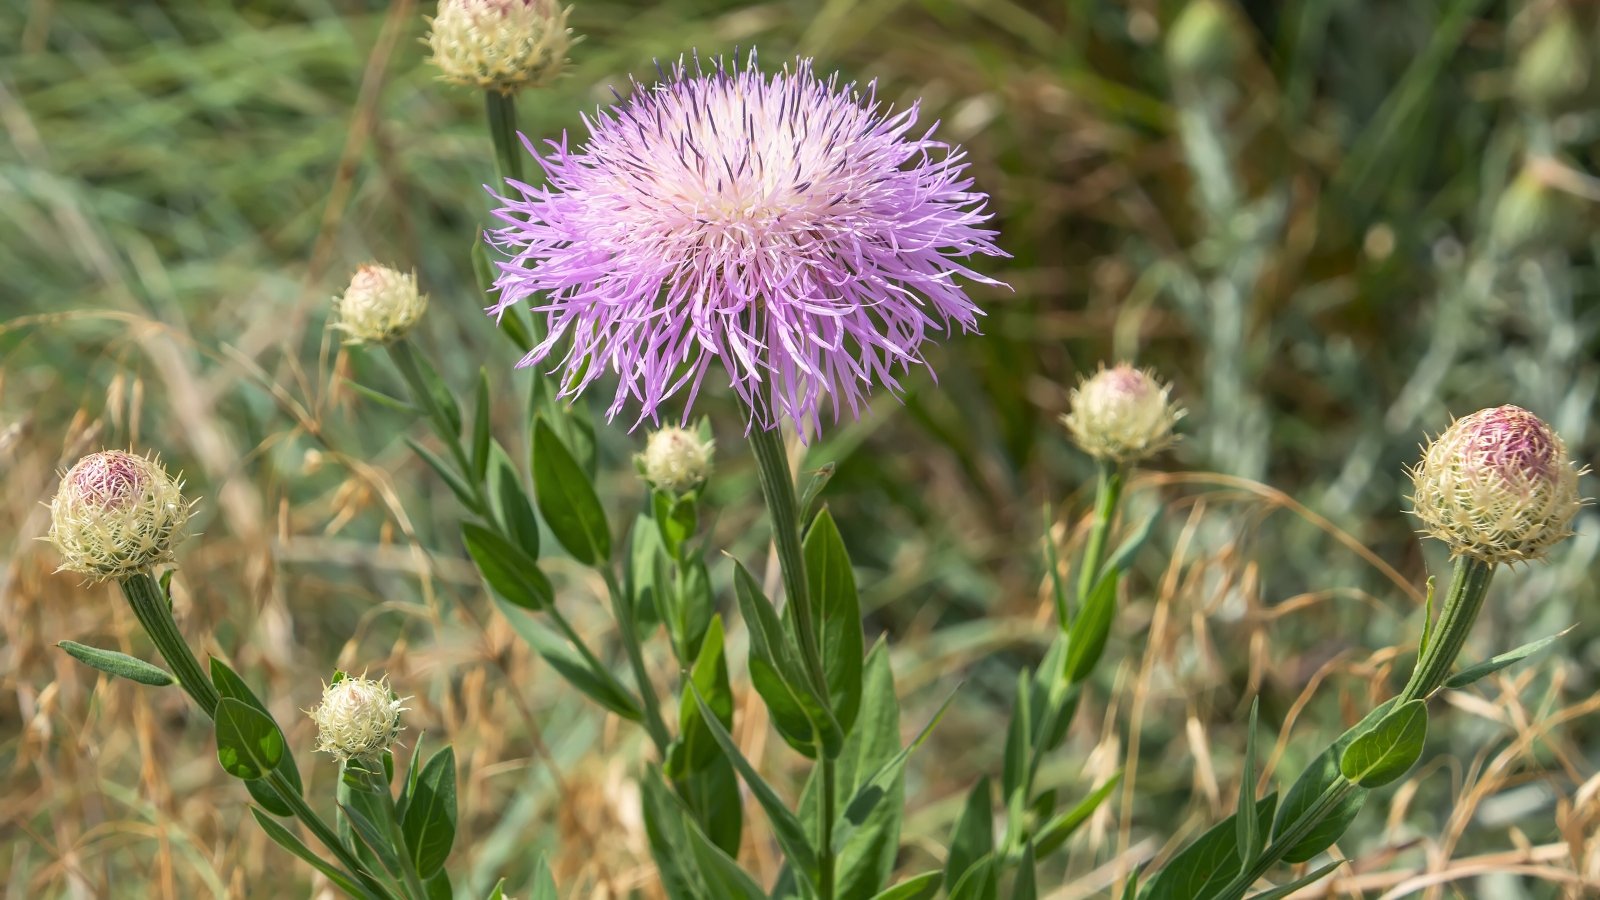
[1061,363,1185,463]
[640,427,714,494]
[308,674,408,763]
[1409,405,1586,565]
[48,450,193,583]
[427,0,573,93]
[333,264,427,345]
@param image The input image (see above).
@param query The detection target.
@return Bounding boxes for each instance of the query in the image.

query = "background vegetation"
[2,0,1596,896]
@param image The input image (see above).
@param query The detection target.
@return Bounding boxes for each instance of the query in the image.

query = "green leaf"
[1001,668,1033,805]
[1014,842,1038,900]
[57,641,172,686]
[1445,627,1573,689]
[1064,566,1118,683]
[686,814,769,900]
[690,682,820,883]
[471,368,492,483]
[867,871,942,900]
[250,808,367,898]
[492,596,642,721]
[486,878,507,900]
[1041,504,1070,631]
[343,378,418,415]
[1272,699,1393,863]
[392,342,461,437]
[1237,698,1262,863]
[396,735,427,823]
[340,794,403,877]
[1099,510,1159,578]
[832,642,905,900]
[214,697,285,780]
[426,870,452,900]
[680,754,744,857]
[530,855,558,900]
[406,436,481,511]
[653,490,698,561]
[532,418,610,565]
[944,777,993,893]
[628,513,668,642]
[1244,859,1345,899]
[834,686,956,856]
[1138,795,1277,900]
[669,616,733,778]
[1339,699,1428,788]
[462,522,552,611]
[640,767,710,900]
[802,508,865,742]
[1034,773,1120,858]
[214,659,303,820]
[946,855,998,900]
[798,462,836,526]
[667,557,715,665]
[734,559,841,759]
[402,746,457,878]
[487,443,541,557]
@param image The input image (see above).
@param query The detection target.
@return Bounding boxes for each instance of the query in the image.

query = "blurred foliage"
[2,0,1597,896]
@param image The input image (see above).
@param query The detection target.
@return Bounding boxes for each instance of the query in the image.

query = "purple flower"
[486,51,1006,437]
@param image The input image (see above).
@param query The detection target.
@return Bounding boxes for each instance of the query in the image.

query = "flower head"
[333,264,427,345]
[48,450,192,582]
[639,426,714,494]
[427,0,573,93]
[487,52,1006,439]
[309,674,408,763]
[1410,405,1586,565]
[1061,363,1184,462]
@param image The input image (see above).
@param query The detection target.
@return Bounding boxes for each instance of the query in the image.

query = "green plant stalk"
[1075,460,1124,607]
[745,421,836,900]
[485,90,525,185]
[1211,555,1498,900]
[120,572,392,900]
[388,340,479,500]
[368,768,429,900]
[603,566,672,755]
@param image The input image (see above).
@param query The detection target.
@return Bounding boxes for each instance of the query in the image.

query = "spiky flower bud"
[1410,405,1585,565]
[427,0,573,93]
[48,450,192,582]
[333,264,427,346]
[1062,363,1185,463]
[309,674,407,763]
[638,426,714,494]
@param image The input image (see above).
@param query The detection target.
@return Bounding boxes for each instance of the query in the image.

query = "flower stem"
[120,571,392,900]
[1075,460,1124,607]
[744,422,835,900]
[603,566,672,755]
[1398,556,1496,703]
[484,90,525,185]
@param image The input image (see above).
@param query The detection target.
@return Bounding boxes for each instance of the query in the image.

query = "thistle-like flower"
[1061,363,1185,463]
[1410,405,1585,565]
[333,264,428,346]
[427,0,572,93]
[48,450,192,582]
[309,674,408,763]
[639,427,714,494]
[487,52,1006,438]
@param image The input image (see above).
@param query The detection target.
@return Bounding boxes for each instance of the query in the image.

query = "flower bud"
[48,450,192,582]
[309,674,407,763]
[427,0,573,93]
[1061,363,1185,463]
[1513,12,1588,112]
[1165,0,1242,82]
[333,264,427,346]
[638,426,714,494]
[1409,405,1586,565]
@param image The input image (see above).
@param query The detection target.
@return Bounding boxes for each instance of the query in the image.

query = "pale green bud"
[1062,363,1185,463]
[333,264,427,346]
[48,450,192,582]
[309,674,408,763]
[639,426,714,494]
[427,0,573,94]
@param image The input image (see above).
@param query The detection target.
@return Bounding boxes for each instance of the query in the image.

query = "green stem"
[484,90,525,185]
[1075,461,1124,608]
[388,341,476,487]
[602,567,672,755]
[120,572,393,900]
[1398,556,1495,703]
[371,771,428,900]
[744,421,836,900]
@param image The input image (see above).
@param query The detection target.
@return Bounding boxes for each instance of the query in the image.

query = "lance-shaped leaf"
[1339,699,1428,788]
[492,596,642,721]
[532,418,610,565]
[401,746,457,878]
[214,697,286,780]
[734,559,841,758]
[1237,698,1263,863]
[463,522,552,611]
[867,872,942,900]
[801,509,865,742]
[1138,795,1277,900]
[640,767,711,900]
[1272,699,1396,863]
[57,641,173,687]
[211,657,303,817]
[250,808,368,898]
[487,442,540,557]
[1035,773,1120,858]
[1244,859,1345,899]
[1444,627,1572,690]
[668,616,733,778]
[944,777,993,893]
